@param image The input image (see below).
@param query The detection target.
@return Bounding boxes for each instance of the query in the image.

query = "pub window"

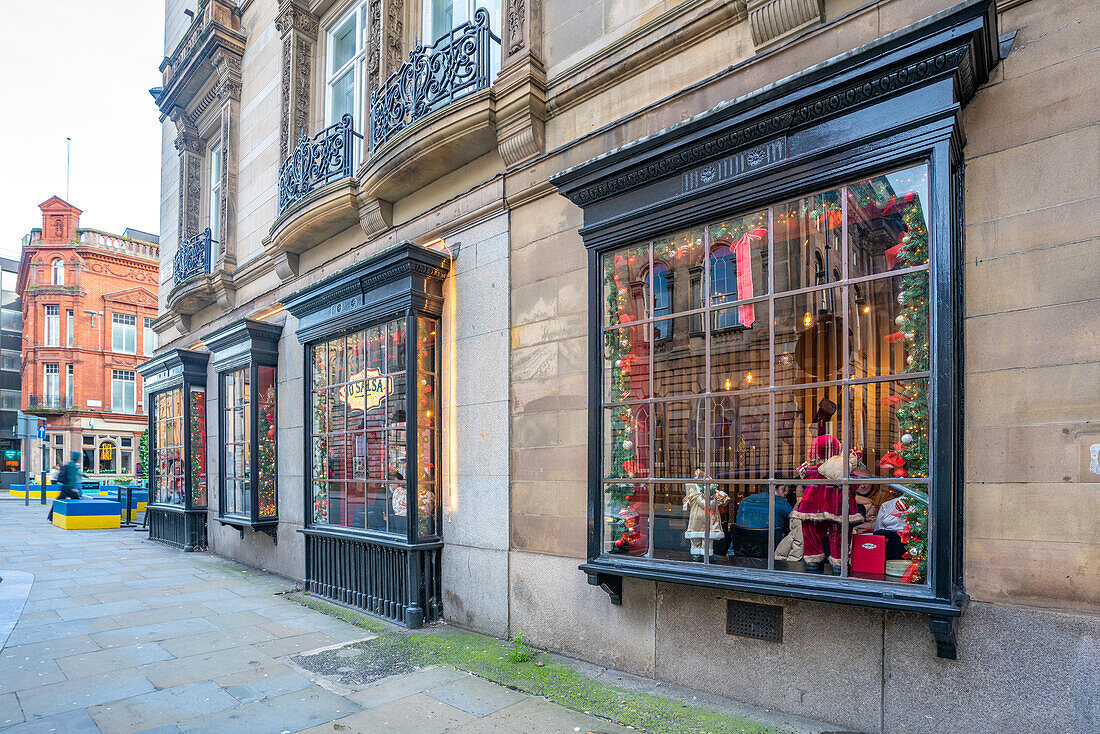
[99,441,116,473]
[599,164,932,585]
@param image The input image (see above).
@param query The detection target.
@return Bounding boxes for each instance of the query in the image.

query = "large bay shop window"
[551,2,999,658]
[205,319,282,540]
[137,349,210,551]
[285,241,449,629]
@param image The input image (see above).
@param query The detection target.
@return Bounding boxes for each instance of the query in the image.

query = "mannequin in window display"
[684,469,729,561]
[789,435,862,573]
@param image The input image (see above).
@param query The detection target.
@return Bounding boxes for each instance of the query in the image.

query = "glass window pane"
[848,164,930,279]
[652,229,704,316]
[709,303,770,391]
[708,211,768,305]
[651,400,702,481]
[331,17,357,70]
[602,324,650,404]
[851,273,928,381]
[773,189,843,293]
[602,407,649,481]
[601,244,648,327]
[605,481,649,557]
[331,69,355,123]
[774,287,846,386]
[653,315,704,398]
[710,393,769,481]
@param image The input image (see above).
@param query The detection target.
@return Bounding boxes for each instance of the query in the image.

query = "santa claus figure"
[789,435,863,573]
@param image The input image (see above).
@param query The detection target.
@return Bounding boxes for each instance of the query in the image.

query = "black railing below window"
[27,394,72,410]
[369,8,499,153]
[303,530,442,628]
[174,228,213,284]
[147,506,207,551]
[278,115,362,215]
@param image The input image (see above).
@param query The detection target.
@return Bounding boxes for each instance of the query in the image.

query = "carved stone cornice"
[275,0,319,38]
[157,0,245,118]
[212,48,243,102]
[747,0,823,51]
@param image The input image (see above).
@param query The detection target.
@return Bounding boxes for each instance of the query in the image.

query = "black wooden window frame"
[206,319,283,541]
[284,241,450,628]
[551,1,1000,634]
[137,348,211,551]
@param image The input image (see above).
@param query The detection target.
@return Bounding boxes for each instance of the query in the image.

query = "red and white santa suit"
[790,436,863,566]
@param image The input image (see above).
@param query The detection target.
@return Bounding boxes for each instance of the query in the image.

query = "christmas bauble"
[267,428,274,439]
[904,332,915,341]
[901,433,913,445]
[622,440,633,451]
[902,234,911,245]
[897,291,908,305]
[614,359,622,368]
[895,314,906,327]
[906,355,914,365]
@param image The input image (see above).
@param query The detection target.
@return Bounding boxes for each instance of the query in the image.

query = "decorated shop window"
[152,388,186,506]
[308,314,440,540]
[206,319,283,535]
[600,164,931,585]
[189,387,207,507]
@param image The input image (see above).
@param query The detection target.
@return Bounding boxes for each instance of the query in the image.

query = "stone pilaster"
[276,0,319,159]
[212,47,242,278]
[170,107,205,242]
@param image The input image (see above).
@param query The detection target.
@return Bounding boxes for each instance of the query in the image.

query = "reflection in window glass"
[190,388,207,508]
[153,389,185,506]
[598,164,932,584]
[223,368,251,516]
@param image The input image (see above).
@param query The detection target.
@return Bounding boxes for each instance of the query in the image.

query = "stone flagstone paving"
[0,501,637,734]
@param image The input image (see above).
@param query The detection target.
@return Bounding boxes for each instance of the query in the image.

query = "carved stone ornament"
[275,0,319,38]
[384,0,405,76]
[507,0,525,54]
[747,0,824,50]
[212,48,243,101]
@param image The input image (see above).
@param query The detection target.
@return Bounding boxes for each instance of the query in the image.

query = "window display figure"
[789,435,862,573]
[684,469,729,562]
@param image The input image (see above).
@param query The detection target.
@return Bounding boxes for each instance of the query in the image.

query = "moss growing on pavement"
[285,592,790,734]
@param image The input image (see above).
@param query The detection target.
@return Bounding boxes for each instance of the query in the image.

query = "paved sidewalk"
[0,501,632,734]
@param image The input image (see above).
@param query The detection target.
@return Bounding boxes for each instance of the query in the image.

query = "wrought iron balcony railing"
[369,8,499,154]
[27,394,73,410]
[174,228,213,284]
[277,115,362,215]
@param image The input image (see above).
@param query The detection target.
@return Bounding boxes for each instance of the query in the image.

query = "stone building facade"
[146,1,1098,731]
[18,197,160,482]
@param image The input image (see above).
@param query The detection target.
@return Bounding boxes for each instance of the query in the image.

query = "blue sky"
[0,0,165,258]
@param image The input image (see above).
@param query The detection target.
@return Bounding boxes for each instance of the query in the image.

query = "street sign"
[38,425,46,441]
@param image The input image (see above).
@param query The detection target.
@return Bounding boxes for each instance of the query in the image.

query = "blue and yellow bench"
[50,499,122,530]
[101,488,149,520]
[9,484,62,499]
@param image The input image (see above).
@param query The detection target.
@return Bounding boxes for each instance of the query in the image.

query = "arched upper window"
[648,263,672,340]
[51,259,64,286]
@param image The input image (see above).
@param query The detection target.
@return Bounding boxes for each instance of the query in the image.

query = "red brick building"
[18,197,159,481]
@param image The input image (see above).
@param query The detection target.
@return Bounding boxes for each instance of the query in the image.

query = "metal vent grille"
[726,599,783,642]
